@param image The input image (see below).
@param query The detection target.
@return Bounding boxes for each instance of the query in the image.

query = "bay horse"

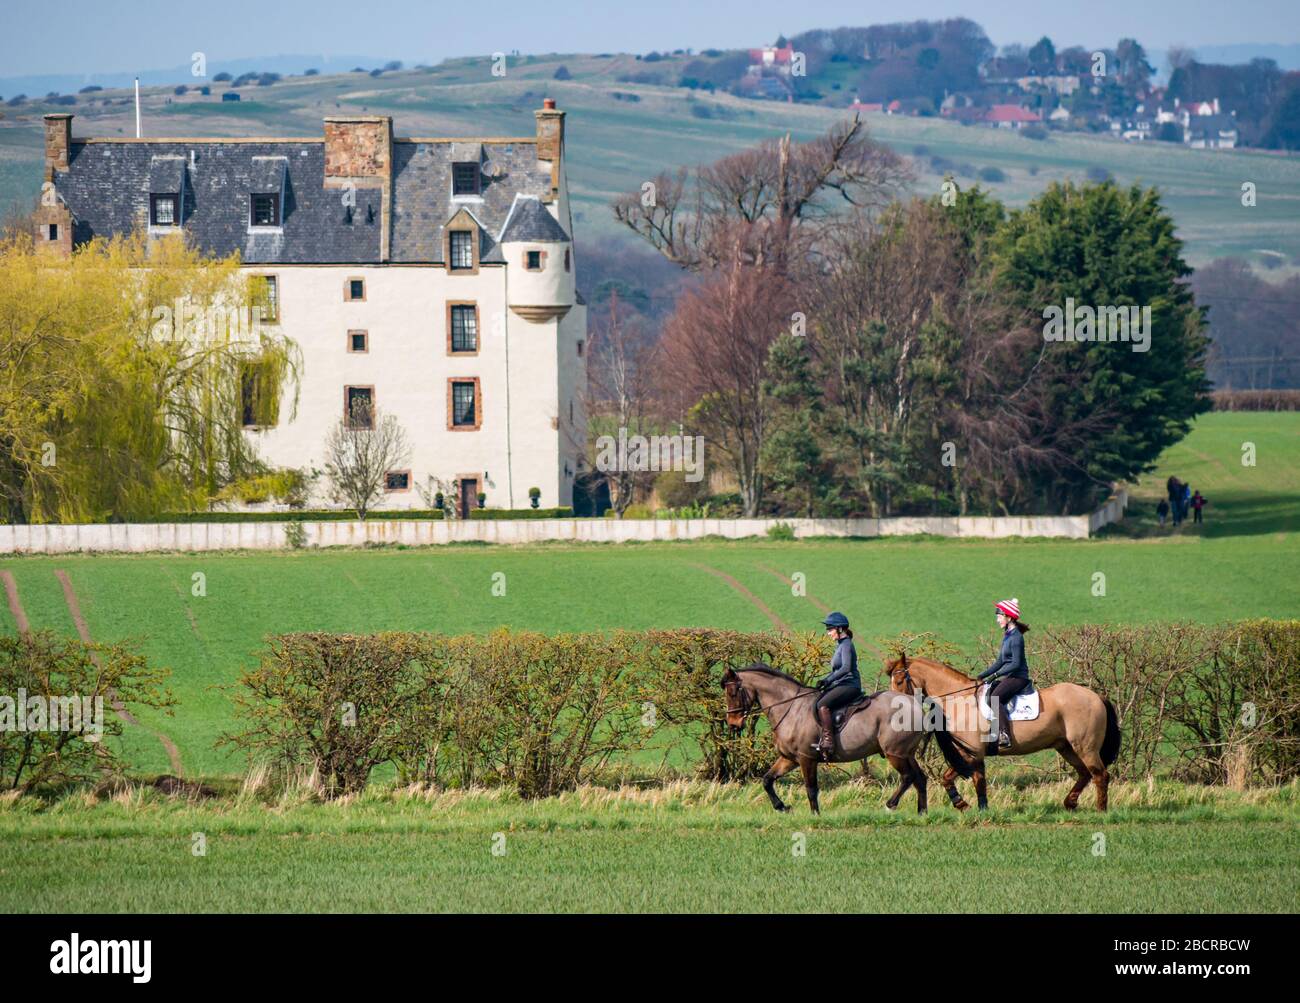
[886,654,1121,811]
[721,664,930,814]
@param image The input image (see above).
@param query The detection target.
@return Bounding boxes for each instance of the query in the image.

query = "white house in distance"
[35,100,587,515]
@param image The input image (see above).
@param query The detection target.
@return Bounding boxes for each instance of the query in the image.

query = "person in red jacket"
[1192,490,1207,524]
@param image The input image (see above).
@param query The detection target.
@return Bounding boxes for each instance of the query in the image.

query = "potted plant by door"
[528,487,541,509]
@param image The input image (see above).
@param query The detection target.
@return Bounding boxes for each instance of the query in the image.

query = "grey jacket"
[979,627,1030,681]
[819,637,861,691]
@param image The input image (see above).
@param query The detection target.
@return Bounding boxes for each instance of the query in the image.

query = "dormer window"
[150,195,177,227]
[450,230,474,270]
[251,193,280,227]
[452,162,480,196]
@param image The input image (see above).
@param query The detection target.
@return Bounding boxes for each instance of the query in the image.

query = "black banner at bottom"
[0,912,1284,988]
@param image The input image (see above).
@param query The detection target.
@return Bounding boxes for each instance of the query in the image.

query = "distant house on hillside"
[1186,113,1238,148]
[1015,74,1080,97]
[850,97,901,114]
[747,45,795,76]
[984,104,1042,129]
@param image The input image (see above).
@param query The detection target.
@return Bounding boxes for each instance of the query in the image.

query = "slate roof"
[54,130,557,265]
[388,140,554,264]
[499,195,570,243]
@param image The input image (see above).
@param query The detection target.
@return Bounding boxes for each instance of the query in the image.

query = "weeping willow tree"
[0,232,299,523]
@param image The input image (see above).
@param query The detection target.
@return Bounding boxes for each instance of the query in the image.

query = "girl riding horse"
[813,611,862,759]
[979,597,1031,749]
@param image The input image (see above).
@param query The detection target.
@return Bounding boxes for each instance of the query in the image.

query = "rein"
[897,665,988,759]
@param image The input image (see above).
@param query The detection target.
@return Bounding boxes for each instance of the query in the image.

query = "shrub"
[1211,389,1300,411]
[553,65,572,80]
[222,632,436,797]
[767,522,796,541]
[468,507,574,520]
[977,166,1006,183]
[528,486,541,508]
[1021,124,1048,140]
[0,632,173,794]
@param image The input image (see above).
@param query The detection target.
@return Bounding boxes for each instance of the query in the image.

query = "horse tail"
[1100,698,1122,767]
[934,727,974,779]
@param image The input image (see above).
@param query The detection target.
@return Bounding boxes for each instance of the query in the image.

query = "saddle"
[832,691,879,731]
[977,681,1041,722]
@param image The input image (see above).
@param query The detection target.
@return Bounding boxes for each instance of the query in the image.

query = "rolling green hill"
[1,56,1298,267]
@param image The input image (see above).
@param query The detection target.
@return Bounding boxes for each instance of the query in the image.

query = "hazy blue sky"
[2,0,1297,78]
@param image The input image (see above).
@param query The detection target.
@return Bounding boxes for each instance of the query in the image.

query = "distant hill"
[1,56,1297,271]
[0,54,391,105]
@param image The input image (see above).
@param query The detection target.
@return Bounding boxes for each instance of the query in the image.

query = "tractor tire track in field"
[54,569,186,777]
[757,564,887,661]
[688,562,789,631]
[2,569,29,633]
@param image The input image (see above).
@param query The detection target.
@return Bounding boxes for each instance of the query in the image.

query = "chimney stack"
[534,99,566,202]
[43,113,73,181]
[323,116,393,260]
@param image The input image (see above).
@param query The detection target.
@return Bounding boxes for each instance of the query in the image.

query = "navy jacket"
[979,627,1030,681]
[819,637,861,691]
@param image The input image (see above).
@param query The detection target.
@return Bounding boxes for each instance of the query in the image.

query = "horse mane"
[736,662,814,689]
[891,654,976,683]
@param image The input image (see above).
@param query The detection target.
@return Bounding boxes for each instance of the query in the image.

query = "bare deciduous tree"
[613,116,910,270]
[323,399,411,520]
[584,292,659,515]
[657,240,796,515]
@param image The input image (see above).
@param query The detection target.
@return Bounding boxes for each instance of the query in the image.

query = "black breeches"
[988,676,1028,733]
[816,685,861,714]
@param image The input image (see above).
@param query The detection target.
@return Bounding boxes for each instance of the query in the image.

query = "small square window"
[449,231,474,270]
[349,330,368,353]
[346,278,365,301]
[452,162,480,196]
[526,250,543,271]
[385,470,411,492]
[151,194,177,226]
[250,193,280,227]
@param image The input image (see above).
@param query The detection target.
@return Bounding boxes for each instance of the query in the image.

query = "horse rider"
[978,598,1031,748]
[812,612,862,759]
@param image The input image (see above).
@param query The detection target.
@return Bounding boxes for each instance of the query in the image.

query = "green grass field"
[1,412,1297,912]
[1,782,1296,912]
[1,58,1297,268]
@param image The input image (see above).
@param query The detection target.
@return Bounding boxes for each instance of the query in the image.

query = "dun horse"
[721,664,930,814]
[886,654,1121,811]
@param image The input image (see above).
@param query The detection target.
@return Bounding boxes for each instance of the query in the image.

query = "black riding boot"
[997,702,1012,749]
[814,706,835,760]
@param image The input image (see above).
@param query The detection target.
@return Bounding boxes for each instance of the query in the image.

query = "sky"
[2,0,1298,78]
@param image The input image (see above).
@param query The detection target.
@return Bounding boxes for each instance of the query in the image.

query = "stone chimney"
[534,99,566,201]
[44,113,73,181]
[323,116,393,259]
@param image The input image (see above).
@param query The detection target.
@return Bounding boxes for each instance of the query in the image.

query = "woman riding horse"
[813,612,862,759]
[979,598,1031,749]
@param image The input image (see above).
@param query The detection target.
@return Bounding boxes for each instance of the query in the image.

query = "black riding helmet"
[821,611,850,629]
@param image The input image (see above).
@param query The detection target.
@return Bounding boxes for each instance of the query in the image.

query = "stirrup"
[998,730,1012,748]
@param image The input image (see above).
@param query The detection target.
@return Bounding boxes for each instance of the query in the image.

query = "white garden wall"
[0,490,1128,554]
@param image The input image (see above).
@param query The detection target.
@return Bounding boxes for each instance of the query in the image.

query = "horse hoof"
[774,804,790,813]
[1063,800,1078,811]
[954,801,969,812]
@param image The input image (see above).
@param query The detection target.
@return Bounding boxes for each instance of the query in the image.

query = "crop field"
[1,412,1297,912]
[1,58,1298,267]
